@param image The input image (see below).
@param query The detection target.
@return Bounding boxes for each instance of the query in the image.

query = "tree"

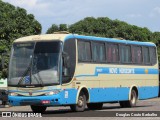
[46,24,59,34]
[59,24,68,31]
[69,17,154,41]
[0,0,42,78]
[46,24,68,34]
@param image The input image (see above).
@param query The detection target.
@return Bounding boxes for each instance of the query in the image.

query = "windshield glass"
[32,42,60,85]
[8,41,61,86]
[8,42,34,85]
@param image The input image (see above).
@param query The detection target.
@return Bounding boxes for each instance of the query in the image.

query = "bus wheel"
[87,103,103,110]
[119,89,138,108]
[30,105,47,113]
[70,92,86,112]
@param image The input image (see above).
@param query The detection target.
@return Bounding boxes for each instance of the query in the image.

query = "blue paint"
[64,34,156,47]
[75,67,158,77]
[88,87,129,103]
[89,86,159,102]
[138,86,159,99]
[9,86,158,106]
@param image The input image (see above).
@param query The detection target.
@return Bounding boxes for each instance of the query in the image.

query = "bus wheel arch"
[70,86,89,112]
[120,85,138,108]
[76,86,89,103]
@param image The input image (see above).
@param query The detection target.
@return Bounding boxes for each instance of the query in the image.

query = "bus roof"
[66,34,156,47]
[14,34,68,43]
[14,33,156,47]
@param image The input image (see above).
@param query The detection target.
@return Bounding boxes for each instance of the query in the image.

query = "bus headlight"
[45,90,60,96]
[9,92,18,96]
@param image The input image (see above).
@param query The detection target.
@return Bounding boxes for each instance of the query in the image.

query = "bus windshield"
[8,41,61,87]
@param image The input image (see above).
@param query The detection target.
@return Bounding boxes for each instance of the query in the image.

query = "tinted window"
[78,40,91,62]
[132,46,142,64]
[106,44,119,63]
[143,47,150,64]
[150,47,157,65]
[34,42,60,53]
[120,45,131,63]
[92,42,105,62]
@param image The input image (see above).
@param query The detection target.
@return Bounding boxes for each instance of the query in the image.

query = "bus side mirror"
[62,52,70,76]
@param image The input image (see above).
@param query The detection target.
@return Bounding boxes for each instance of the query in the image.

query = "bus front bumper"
[8,88,77,106]
[8,94,62,106]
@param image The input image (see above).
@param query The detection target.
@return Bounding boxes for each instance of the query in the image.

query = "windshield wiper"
[32,57,44,87]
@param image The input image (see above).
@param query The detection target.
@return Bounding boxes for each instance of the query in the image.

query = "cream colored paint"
[14,34,69,43]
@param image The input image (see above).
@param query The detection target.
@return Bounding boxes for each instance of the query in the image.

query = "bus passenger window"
[132,46,142,64]
[120,45,131,63]
[106,44,119,63]
[92,42,105,62]
[78,41,91,62]
[143,47,150,64]
[150,47,157,65]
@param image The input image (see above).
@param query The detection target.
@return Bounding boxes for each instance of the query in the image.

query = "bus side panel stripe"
[75,67,158,77]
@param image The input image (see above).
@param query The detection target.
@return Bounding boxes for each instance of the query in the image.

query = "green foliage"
[46,24,68,34]
[59,24,67,31]
[0,0,42,78]
[46,24,59,34]
[69,17,154,42]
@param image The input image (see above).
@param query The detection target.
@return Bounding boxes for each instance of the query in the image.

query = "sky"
[2,0,160,34]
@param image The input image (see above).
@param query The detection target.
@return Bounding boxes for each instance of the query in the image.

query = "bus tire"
[119,101,126,108]
[87,103,103,110]
[119,89,138,108]
[70,92,86,112]
[30,105,47,113]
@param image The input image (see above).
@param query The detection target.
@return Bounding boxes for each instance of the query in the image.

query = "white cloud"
[149,7,160,18]
[3,0,51,16]
[4,0,38,8]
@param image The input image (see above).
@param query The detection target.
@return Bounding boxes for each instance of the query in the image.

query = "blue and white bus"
[8,33,159,113]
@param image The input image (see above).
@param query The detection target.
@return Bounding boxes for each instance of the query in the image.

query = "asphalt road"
[0,98,160,119]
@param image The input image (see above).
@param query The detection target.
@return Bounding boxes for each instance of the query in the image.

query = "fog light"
[41,100,50,104]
